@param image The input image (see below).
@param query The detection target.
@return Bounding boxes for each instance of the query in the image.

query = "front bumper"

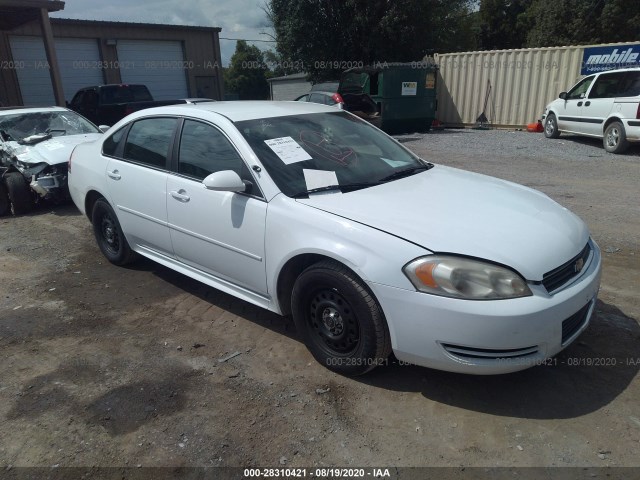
[29,174,68,201]
[369,241,602,374]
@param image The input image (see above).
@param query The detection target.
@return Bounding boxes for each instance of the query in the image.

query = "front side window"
[236,111,428,197]
[567,76,595,100]
[123,118,176,169]
[178,119,249,180]
[589,72,628,99]
[102,127,126,156]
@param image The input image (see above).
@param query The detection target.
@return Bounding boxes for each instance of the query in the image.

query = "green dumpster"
[338,62,438,134]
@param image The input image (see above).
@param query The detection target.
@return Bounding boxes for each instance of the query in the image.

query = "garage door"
[9,36,104,106]
[116,40,189,100]
[56,38,104,102]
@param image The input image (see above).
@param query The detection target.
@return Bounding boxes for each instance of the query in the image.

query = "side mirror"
[98,125,110,133]
[559,92,567,100]
[202,170,246,192]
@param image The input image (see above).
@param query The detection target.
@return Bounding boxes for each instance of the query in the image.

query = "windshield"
[236,111,429,197]
[0,111,99,143]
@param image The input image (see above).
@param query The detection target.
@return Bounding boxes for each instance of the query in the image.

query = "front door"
[556,75,595,134]
[166,119,268,295]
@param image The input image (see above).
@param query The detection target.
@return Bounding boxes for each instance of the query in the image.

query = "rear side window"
[102,127,126,156]
[619,72,640,97]
[589,72,628,99]
[178,119,248,180]
[123,118,177,169]
[309,93,325,104]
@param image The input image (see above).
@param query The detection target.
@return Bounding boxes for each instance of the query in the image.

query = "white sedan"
[68,101,602,375]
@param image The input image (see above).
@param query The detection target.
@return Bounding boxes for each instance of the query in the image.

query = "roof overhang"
[0,0,65,30]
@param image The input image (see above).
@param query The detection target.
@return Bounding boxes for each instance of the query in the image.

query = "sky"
[50,0,274,65]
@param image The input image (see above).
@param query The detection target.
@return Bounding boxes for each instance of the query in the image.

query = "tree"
[224,40,270,100]
[266,0,477,82]
[524,0,640,48]
[478,0,529,50]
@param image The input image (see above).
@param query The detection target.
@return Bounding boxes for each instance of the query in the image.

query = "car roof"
[592,67,640,75]
[133,100,338,122]
[0,106,70,116]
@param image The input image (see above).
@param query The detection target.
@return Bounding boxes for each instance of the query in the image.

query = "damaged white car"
[0,107,104,215]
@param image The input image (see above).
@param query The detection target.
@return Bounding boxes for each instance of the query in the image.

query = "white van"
[542,68,640,153]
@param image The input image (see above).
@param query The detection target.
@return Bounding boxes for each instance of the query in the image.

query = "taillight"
[332,93,344,105]
[636,103,640,119]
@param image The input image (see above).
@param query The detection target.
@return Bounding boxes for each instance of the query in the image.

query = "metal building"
[267,72,312,101]
[0,0,223,107]
[434,41,640,128]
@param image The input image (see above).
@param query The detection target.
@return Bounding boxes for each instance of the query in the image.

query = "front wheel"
[603,121,629,154]
[291,260,391,376]
[0,181,9,216]
[91,198,137,265]
[4,172,32,215]
[544,113,560,139]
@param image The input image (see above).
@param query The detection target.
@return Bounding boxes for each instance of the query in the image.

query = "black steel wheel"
[4,172,32,215]
[91,198,137,265]
[291,260,391,376]
[544,113,560,139]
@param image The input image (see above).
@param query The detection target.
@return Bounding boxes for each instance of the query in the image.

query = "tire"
[544,113,560,139]
[4,172,32,215]
[91,198,137,265]
[291,260,391,376]
[0,181,9,216]
[603,121,629,154]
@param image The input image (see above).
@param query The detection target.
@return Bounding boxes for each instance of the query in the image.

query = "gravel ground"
[0,127,639,473]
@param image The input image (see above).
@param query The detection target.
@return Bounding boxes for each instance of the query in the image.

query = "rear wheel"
[603,121,629,154]
[91,198,137,265]
[0,181,9,216]
[291,260,391,376]
[4,172,32,215]
[544,113,560,139]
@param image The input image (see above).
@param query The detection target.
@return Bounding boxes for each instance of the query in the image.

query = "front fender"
[265,194,430,311]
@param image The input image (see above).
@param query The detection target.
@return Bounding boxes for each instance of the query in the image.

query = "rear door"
[104,117,178,256]
[582,71,627,136]
[556,75,595,134]
[166,118,268,294]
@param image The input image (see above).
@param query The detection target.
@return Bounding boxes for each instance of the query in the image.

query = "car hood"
[296,166,589,280]
[4,133,102,166]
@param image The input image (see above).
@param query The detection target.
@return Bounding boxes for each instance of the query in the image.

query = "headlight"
[403,256,532,300]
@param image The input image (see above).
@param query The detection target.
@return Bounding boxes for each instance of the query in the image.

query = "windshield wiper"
[20,132,52,145]
[292,181,382,198]
[378,164,433,183]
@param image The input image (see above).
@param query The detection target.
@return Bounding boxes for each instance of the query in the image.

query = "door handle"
[584,101,591,107]
[170,189,190,202]
[577,101,583,107]
[107,169,121,180]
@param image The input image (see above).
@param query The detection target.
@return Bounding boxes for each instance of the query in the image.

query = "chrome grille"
[542,243,591,293]
[442,343,539,360]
